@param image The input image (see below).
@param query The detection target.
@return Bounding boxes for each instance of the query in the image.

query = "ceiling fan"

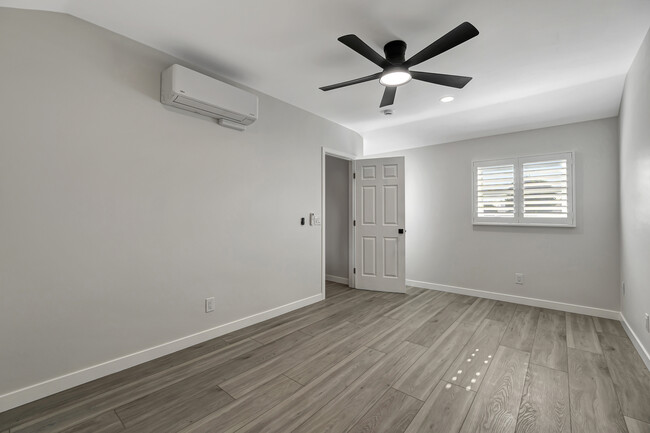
[320,22,479,108]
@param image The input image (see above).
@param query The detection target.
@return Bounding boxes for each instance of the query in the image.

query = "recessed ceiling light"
[380,68,412,86]
[440,96,455,103]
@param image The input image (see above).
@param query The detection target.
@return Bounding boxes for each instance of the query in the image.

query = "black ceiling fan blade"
[411,71,473,88]
[404,22,479,68]
[338,35,390,69]
[380,86,397,107]
[320,72,382,91]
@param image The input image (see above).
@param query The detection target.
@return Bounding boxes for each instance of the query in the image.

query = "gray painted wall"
[620,26,650,356]
[372,118,620,311]
[325,156,349,280]
[0,8,362,399]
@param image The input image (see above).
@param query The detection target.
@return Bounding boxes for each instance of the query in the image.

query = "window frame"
[472,152,575,227]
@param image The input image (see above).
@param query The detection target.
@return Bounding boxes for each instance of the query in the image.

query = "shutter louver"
[522,159,568,218]
[476,164,515,218]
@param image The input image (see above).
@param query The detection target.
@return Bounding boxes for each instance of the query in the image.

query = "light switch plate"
[205,297,215,313]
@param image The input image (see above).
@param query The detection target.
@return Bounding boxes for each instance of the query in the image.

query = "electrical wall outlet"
[645,313,649,333]
[515,273,524,285]
[205,297,215,313]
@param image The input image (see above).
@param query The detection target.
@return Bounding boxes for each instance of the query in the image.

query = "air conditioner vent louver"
[172,95,248,123]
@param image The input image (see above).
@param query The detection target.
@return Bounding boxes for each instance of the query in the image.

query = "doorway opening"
[324,154,353,299]
[321,148,356,299]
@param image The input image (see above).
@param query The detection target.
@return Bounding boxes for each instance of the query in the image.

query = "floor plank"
[598,332,650,423]
[501,305,541,352]
[456,294,479,305]
[593,317,627,337]
[219,322,359,398]
[115,370,234,433]
[292,341,425,433]
[459,345,530,433]
[404,381,475,433]
[166,330,309,392]
[237,347,385,433]
[515,363,570,433]
[9,338,262,433]
[405,286,426,296]
[284,316,398,385]
[567,347,627,433]
[486,301,518,323]
[249,297,365,344]
[368,294,455,353]
[443,319,508,390]
[566,313,602,354]
[325,282,350,298]
[0,336,229,431]
[176,374,301,433]
[350,295,415,326]
[347,388,423,433]
[383,290,440,320]
[625,417,650,433]
[459,298,497,326]
[531,309,568,372]
[62,411,124,433]
[298,295,370,336]
[407,301,471,347]
[394,321,477,400]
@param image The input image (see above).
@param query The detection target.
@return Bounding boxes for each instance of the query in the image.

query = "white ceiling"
[2,0,650,152]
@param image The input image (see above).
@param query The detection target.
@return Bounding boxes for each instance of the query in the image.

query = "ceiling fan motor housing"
[384,40,407,64]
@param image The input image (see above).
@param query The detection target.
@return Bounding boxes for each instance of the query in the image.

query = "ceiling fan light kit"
[320,22,479,108]
[379,68,411,86]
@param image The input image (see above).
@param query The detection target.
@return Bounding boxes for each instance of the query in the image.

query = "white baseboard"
[407,279,621,320]
[620,313,650,372]
[0,293,323,413]
[326,274,349,285]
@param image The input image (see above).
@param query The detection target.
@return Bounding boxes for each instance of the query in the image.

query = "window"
[472,152,574,227]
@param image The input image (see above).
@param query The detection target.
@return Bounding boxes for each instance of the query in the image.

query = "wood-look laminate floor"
[2,281,650,433]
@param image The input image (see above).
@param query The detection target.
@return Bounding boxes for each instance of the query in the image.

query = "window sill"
[472,221,576,228]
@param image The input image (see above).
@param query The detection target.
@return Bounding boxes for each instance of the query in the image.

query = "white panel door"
[355,157,405,293]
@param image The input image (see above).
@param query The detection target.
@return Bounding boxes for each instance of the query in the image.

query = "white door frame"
[321,147,357,299]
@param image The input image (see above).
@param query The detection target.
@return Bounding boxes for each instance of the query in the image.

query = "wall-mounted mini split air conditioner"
[161,64,258,131]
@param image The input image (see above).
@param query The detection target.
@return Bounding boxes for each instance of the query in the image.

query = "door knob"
[398,229,406,234]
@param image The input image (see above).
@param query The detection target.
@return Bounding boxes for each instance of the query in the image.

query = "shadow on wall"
[102,25,251,109]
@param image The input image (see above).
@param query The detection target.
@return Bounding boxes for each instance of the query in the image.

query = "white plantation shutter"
[522,159,568,218]
[476,163,515,219]
[473,152,574,226]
